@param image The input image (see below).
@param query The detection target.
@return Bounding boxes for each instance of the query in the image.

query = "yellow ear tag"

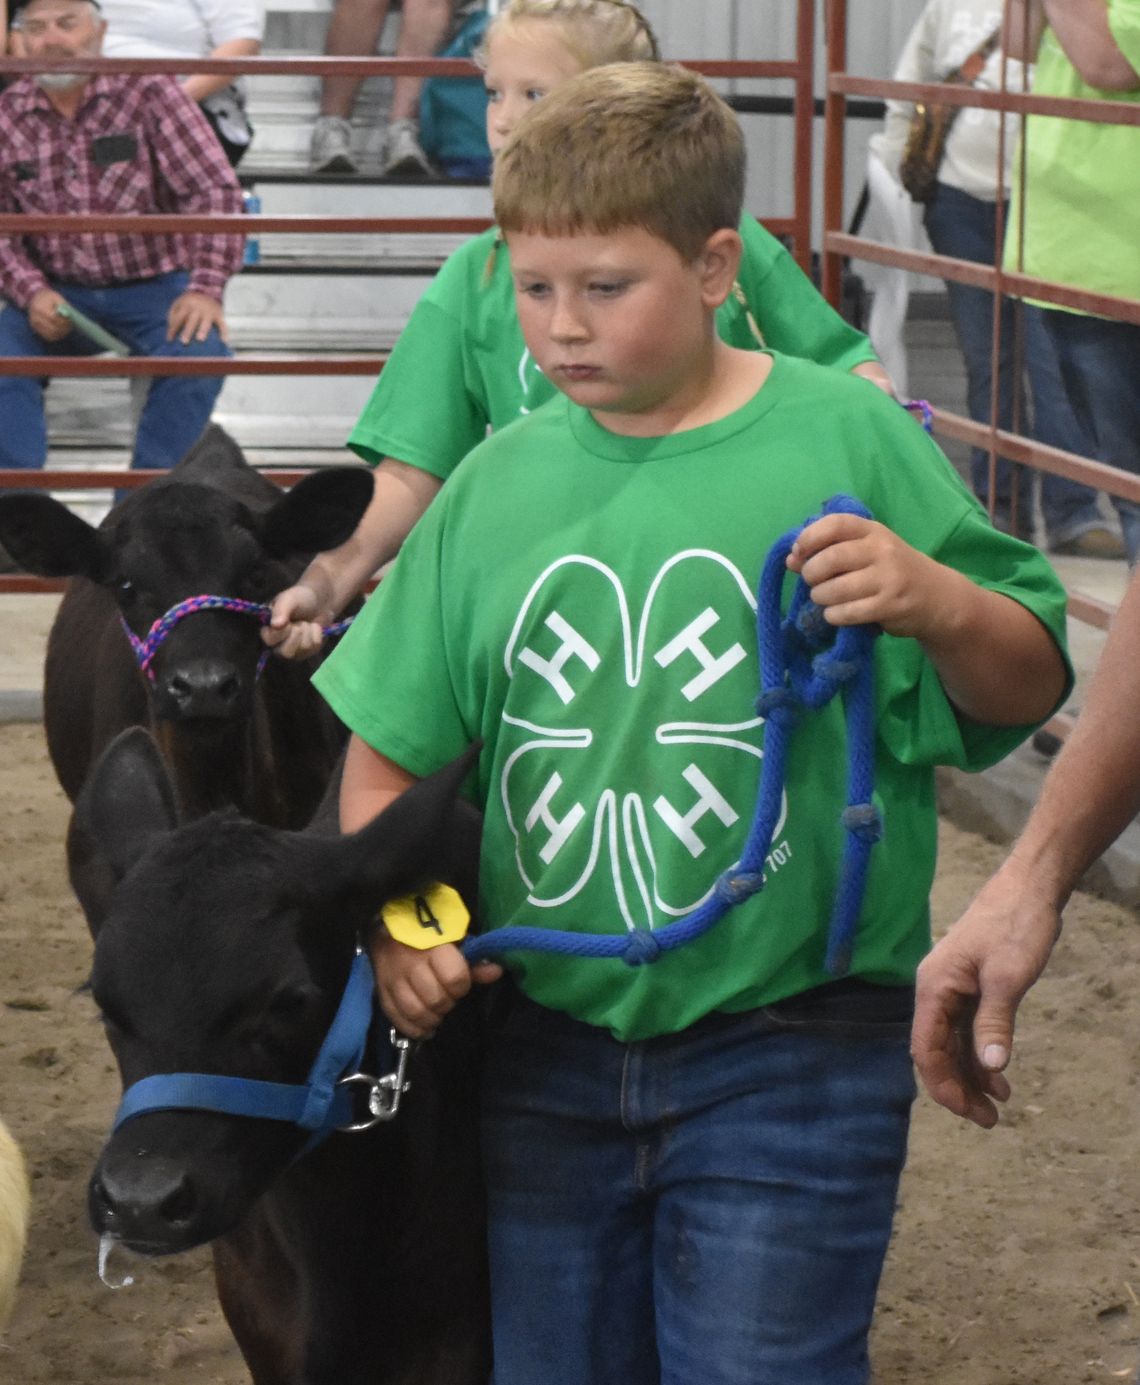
[381,884,471,950]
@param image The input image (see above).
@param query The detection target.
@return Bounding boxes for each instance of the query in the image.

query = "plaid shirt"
[0,74,244,309]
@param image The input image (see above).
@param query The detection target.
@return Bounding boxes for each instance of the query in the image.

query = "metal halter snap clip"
[336,1029,415,1130]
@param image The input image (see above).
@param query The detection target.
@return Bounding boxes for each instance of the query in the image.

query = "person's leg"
[383,0,454,175]
[923,185,1028,535]
[480,996,660,1385]
[648,986,916,1385]
[389,0,453,121]
[0,303,55,471]
[0,294,105,471]
[1044,311,1140,563]
[1021,304,1118,552]
[312,0,393,172]
[69,275,230,470]
[319,0,392,117]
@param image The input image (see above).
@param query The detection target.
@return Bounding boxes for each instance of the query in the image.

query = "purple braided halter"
[903,398,934,433]
[120,595,353,683]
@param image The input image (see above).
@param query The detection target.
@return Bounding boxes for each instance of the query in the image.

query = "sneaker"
[310,116,357,174]
[383,118,434,177]
[1050,527,1127,560]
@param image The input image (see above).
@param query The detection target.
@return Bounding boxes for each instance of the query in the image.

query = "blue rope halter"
[461,494,883,978]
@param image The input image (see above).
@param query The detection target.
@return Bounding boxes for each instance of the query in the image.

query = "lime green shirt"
[1005,0,1140,307]
[317,356,1070,1042]
[348,215,879,475]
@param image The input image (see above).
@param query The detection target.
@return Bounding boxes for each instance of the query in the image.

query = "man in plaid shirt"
[0,0,245,473]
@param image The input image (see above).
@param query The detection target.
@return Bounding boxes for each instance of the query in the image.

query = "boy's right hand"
[785,512,941,640]
[262,583,328,660]
[370,933,502,1039]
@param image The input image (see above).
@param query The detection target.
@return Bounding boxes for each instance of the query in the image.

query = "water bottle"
[242,188,261,267]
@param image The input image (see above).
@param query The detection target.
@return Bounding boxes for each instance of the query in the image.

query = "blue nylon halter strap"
[461,493,883,978]
[112,951,375,1143]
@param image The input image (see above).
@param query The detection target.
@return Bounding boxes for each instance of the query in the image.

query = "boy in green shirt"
[315,62,1070,1384]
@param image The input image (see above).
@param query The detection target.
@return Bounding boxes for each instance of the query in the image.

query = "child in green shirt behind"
[315,63,1070,1384]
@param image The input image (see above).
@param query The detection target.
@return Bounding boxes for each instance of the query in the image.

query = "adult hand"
[370,933,502,1040]
[167,292,228,346]
[262,583,328,660]
[27,288,71,343]
[911,859,1062,1128]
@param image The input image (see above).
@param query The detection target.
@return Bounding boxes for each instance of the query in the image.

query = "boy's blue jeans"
[0,271,230,471]
[481,980,916,1385]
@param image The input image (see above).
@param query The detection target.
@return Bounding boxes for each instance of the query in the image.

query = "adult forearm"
[1041,0,1140,88]
[1003,0,1047,61]
[182,39,261,105]
[188,182,245,297]
[1010,569,1140,901]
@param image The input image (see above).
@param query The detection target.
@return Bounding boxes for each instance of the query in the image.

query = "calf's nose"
[157,659,244,720]
[90,1157,200,1247]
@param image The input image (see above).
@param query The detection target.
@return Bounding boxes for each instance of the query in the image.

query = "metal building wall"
[641,0,928,239]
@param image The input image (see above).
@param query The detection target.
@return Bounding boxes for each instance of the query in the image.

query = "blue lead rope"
[462,494,883,978]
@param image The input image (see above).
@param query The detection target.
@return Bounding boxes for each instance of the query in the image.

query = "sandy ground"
[0,720,1136,1384]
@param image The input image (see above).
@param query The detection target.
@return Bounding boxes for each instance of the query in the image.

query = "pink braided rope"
[120,595,353,682]
[903,398,934,433]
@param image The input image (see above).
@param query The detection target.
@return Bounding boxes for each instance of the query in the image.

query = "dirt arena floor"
[0,720,1136,1384]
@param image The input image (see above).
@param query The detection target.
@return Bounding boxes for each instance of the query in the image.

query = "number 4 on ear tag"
[381,883,471,949]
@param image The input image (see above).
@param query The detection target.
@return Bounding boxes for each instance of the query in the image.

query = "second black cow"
[0,425,373,827]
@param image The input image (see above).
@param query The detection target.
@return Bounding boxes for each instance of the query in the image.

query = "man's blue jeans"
[1043,311,1140,565]
[924,183,1104,545]
[481,981,916,1385]
[0,271,230,471]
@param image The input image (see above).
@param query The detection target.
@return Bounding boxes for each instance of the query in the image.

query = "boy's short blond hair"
[493,63,745,263]
[484,0,660,68]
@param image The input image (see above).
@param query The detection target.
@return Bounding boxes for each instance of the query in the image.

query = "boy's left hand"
[786,513,942,641]
[370,931,502,1040]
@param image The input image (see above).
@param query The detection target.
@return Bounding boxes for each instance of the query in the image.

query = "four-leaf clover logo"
[498,549,791,933]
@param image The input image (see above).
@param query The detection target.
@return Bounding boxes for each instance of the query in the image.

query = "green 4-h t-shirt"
[347,214,879,474]
[317,355,1070,1043]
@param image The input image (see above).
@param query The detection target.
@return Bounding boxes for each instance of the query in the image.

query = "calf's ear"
[0,495,102,578]
[68,728,180,935]
[261,467,375,559]
[336,742,484,911]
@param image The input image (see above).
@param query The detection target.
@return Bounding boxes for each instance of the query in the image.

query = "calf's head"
[0,427,372,722]
[75,728,482,1255]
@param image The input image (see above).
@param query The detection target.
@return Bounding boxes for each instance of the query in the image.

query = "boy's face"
[483,24,584,155]
[508,224,734,437]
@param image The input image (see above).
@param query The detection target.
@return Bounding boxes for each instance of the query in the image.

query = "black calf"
[76,729,491,1385]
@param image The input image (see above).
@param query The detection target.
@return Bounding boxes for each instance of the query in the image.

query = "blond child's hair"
[480,0,660,69]
[493,63,745,263]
